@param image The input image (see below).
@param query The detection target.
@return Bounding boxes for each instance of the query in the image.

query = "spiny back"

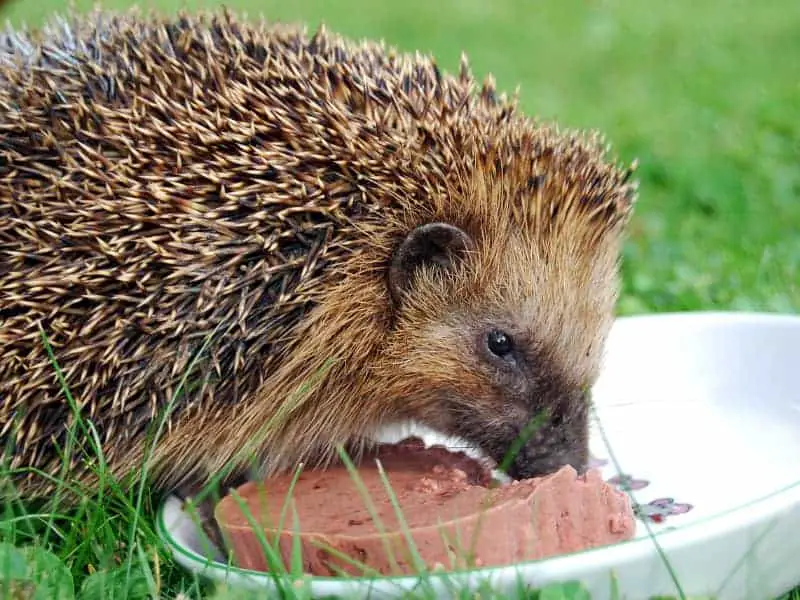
[0,9,635,491]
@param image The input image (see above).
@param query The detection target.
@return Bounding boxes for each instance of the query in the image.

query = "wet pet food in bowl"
[214,438,636,576]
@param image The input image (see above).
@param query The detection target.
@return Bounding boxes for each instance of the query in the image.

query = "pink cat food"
[214,438,636,576]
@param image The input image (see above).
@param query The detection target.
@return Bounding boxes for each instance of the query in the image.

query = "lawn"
[0,0,798,598]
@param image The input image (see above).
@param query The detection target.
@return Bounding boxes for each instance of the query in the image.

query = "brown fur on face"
[0,9,637,499]
[372,158,627,480]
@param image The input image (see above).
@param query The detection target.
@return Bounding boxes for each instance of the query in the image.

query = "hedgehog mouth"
[370,420,511,484]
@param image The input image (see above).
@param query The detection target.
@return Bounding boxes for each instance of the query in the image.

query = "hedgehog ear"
[389,222,475,305]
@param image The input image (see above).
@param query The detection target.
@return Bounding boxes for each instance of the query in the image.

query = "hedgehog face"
[384,220,621,480]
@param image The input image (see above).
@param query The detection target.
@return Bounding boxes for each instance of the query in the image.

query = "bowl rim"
[156,310,800,585]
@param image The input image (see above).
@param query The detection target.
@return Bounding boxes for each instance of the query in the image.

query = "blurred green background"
[2,0,798,314]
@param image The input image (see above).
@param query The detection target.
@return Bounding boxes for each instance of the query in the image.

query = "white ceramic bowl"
[157,311,800,599]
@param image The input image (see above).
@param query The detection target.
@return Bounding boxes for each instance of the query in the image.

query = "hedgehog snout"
[505,442,589,481]
[503,391,591,480]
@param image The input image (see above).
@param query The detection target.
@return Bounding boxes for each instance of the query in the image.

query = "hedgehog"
[0,8,638,502]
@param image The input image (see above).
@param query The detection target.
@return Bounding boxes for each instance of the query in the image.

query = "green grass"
[1,0,798,598]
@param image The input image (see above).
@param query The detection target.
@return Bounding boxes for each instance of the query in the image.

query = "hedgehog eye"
[487,329,514,357]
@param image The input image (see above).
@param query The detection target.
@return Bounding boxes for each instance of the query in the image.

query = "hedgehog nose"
[505,448,588,481]
[503,399,591,480]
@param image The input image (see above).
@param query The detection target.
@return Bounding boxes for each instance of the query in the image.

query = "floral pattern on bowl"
[589,455,694,524]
